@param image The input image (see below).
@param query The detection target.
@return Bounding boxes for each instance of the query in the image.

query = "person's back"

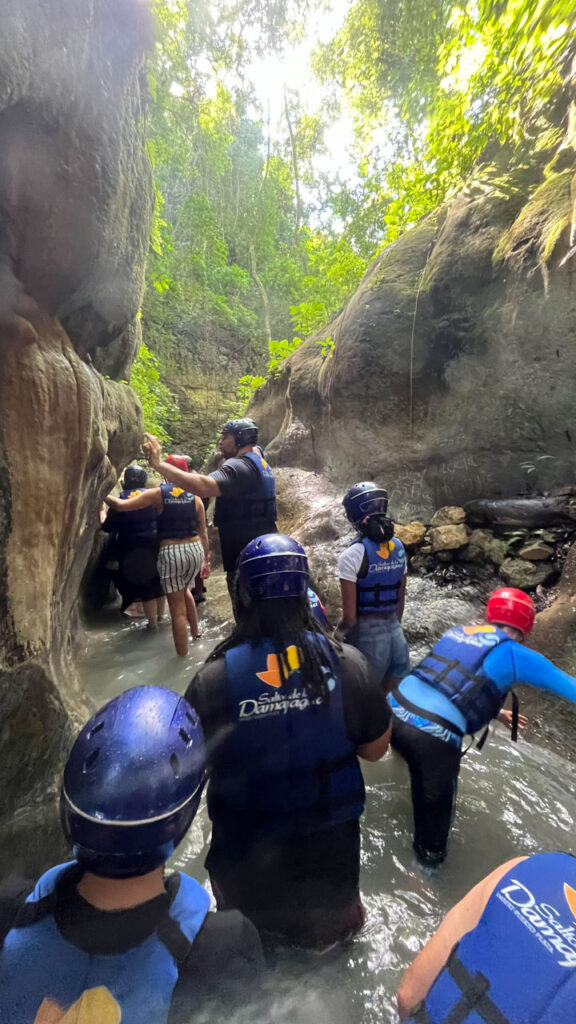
[398,852,576,1022]
[0,686,263,1024]
[186,534,391,949]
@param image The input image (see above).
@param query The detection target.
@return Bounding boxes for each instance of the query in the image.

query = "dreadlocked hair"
[208,596,339,701]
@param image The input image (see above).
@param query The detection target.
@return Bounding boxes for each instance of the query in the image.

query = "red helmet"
[165,455,188,472]
[486,587,535,636]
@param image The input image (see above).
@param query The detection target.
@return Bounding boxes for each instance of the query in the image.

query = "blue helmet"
[222,417,258,448]
[238,534,309,600]
[342,482,389,525]
[123,464,147,489]
[60,687,206,878]
[307,587,328,627]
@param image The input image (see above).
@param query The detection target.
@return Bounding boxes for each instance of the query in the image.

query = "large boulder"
[250,69,576,525]
[0,0,152,870]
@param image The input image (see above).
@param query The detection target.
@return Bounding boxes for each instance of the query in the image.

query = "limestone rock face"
[429,524,469,552]
[519,541,554,561]
[430,506,466,527]
[0,0,152,866]
[394,521,427,548]
[250,123,576,525]
[499,558,556,590]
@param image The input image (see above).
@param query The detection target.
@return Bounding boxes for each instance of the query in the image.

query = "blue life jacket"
[0,862,210,1024]
[307,588,328,627]
[407,852,576,1024]
[352,537,406,614]
[210,634,364,836]
[116,488,158,540]
[412,625,510,734]
[158,484,199,540]
[213,451,277,527]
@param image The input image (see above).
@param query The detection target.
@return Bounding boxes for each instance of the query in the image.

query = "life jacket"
[210,634,365,835]
[158,484,199,540]
[0,862,210,1024]
[407,852,576,1024]
[352,536,406,614]
[412,625,510,734]
[308,588,328,627]
[213,451,277,527]
[116,488,158,539]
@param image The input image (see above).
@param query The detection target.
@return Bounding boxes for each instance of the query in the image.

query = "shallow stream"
[78,575,576,1023]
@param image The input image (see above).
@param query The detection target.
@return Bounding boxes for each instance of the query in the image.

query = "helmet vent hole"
[83,749,100,771]
[170,753,180,777]
[88,721,104,739]
[179,727,191,745]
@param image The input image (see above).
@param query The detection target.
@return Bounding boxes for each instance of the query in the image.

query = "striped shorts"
[158,541,204,595]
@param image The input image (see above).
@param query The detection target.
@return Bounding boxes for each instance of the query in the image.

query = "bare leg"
[156,596,166,622]
[166,590,189,656]
[143,599,159,629]
[184,588,199,639]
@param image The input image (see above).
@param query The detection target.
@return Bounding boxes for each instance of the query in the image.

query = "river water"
[78,579,576,1023]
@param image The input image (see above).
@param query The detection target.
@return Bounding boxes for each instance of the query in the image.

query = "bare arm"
[396,573,407,622]
[357,724,391,762]
[336,578,358,638]
[105,487,162,513]
[397,856,527,1020]
[196,497,210,569]
[143,433,221,499]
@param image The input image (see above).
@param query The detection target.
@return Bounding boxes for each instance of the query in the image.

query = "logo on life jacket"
[128,490,142,498]
[34,987,121,1023]
[170,487,184,497]
[564,883,576,919]
[463,625,497,635]
[498,878,576,967]
[257,645,300,688]
[376,542,393,559]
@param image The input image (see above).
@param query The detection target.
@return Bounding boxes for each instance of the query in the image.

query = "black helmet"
[123,464,147,489]
[221,418,258,448]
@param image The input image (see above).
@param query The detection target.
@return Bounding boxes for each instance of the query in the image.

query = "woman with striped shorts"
[106,455,210,655]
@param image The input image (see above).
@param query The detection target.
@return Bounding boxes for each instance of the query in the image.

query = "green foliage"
[129,343,180,445]
[236,374,267,412]
[268,337,303,375]
[316,334,335,359]
[315,0,575,244]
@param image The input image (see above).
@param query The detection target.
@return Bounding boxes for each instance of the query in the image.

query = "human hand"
[143,432,162,469]
[498,709,528,732]
[201,563,211,580]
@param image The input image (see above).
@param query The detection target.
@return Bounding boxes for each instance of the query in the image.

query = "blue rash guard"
[392,639,576,740]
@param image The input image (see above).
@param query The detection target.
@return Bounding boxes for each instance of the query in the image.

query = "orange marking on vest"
[376,542,392,559]
[256,646,300,687]
[462,625,496,634]
[564,883,576,918]
[170,487,184,497]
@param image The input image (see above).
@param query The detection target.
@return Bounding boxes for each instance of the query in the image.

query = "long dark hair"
[208,595,340,701]
[356,514,395,544]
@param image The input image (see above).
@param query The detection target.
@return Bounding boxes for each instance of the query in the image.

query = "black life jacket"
[158,485,199,540]
[213,451,276,527]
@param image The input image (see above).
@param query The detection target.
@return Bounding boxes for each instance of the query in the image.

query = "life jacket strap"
[391,688,464,737]
[357,579,401,607]
[442,950,512,1024]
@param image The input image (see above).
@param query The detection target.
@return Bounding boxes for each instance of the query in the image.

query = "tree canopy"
[133,0,575,456]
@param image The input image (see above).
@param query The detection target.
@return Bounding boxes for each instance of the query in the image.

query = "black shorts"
[118,538,163,602]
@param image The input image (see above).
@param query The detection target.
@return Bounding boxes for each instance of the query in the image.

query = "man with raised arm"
[144,419,277,613]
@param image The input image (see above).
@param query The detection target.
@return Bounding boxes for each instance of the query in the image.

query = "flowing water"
[78,577,576,1023]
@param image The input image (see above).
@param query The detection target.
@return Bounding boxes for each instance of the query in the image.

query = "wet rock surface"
[0,0,152,855]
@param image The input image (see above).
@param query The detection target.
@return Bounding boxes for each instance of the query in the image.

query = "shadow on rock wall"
[0,0,153,873]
